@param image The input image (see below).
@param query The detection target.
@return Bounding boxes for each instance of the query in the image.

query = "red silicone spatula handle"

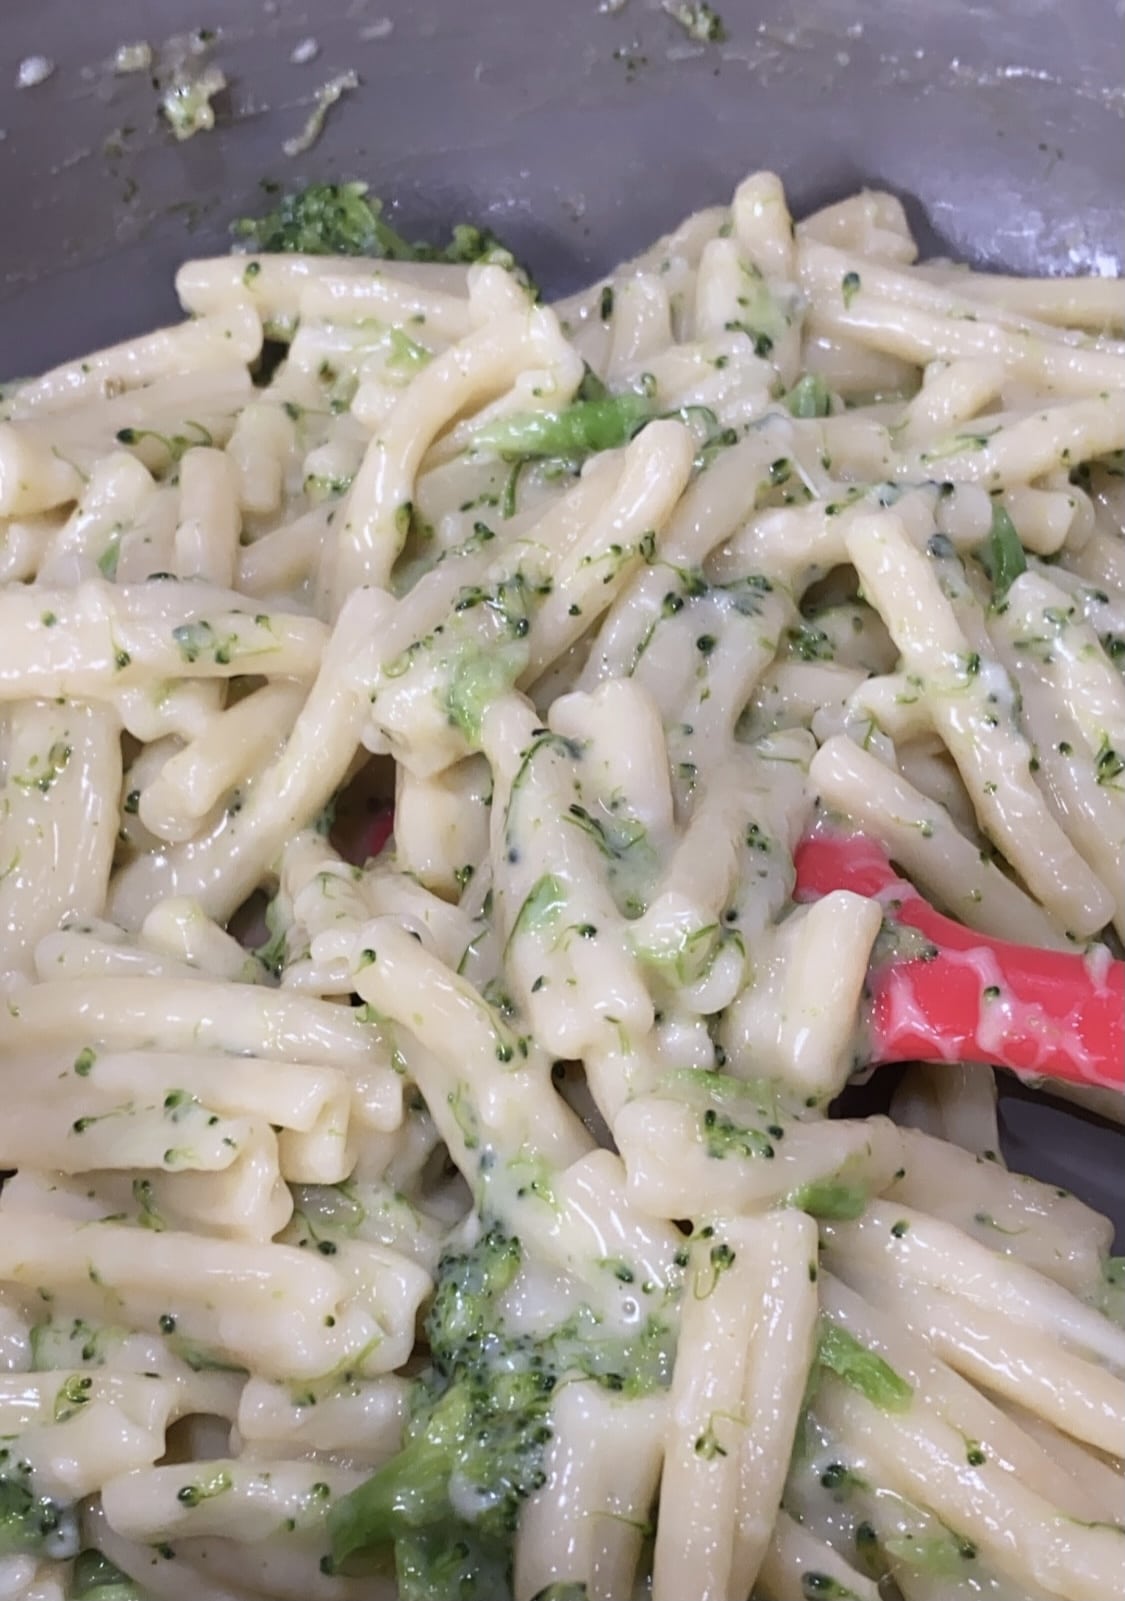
[794,832,1124,1092]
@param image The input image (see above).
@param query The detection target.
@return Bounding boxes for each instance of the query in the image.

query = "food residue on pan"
[16,55,55,89]
[282,69,360,158]
[662,2,728,44]
[358,18,395,42]
[160,61,228,141]
[113,41,153,75]
[145,28,230,142]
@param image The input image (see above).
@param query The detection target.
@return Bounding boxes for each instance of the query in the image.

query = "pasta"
[0,169,1122,1601]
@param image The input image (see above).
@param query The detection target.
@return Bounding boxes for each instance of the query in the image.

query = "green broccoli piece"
[329,1361,554,1559]
[979,501,1027,604]
[72,1549,142,1599]
[473,393,657,462]
[395,1528,514,1601]
[438,223,517,266]
[444,640,529,745]
[783,373,833,418]
[233,182,531,287]
[0,1471,78,1559]
[330,1382,480,1548]
[233,181,413,257]
[329,1224,675,1597]
[328,1227,555,1590]
[816,1320,913,1413]
[788,1177,869,1220]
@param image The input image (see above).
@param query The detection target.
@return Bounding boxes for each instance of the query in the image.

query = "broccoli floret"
[0,1471,78,1559]
[444,640,528,746]
[395,1529,514,1601]
[329,1225,676,1596]
[328,1228,554,1591]
[553,1310,675,1396]
[234,182,411,257]
[439,222,517,266]
[330,1382,478,1543]
[425,1226,522,1371]
[233,182,531,285]
[980,501,1027,604]
[329,1360,554,1560]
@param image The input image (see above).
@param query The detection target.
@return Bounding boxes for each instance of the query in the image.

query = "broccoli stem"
[982,502,1027,602]
[328,1385,469,1565]
[816,1319,913,1413]
[474,393,656,461]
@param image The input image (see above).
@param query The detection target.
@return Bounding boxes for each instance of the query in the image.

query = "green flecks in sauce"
[701,1107,774,1161]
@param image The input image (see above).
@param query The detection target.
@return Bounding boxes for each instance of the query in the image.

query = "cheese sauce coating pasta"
[0,170,1122,1601]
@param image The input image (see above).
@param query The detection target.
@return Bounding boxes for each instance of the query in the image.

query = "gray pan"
[1,0,1122,1228]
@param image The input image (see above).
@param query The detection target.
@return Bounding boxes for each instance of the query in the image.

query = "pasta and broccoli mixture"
[0,170,1122,1601]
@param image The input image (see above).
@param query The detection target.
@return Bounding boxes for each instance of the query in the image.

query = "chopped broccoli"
[783,373,832,418]
[786,622,835,662]
[328,1226,673,1597]
[29,1314,124,1369]
[816,1320,913,1413]
[395,1528,514,1601]
[664,2,727,43]
[701,1106,775,1160]
[233,181,410,257]
[0,1469,78,1559]
[426,1227,523,1372]
[233,182,531,289]
[979,501,1027,604]
[473,393,656,462]
[789,1178,869,1220]
[884,1529,980,1576]
[440,223,517,266]
[444,640,528,745]
[855,1512,979,1581]
[552,1307,674,1397]
[328,1227,553,1588]
[72,1549,142,1599]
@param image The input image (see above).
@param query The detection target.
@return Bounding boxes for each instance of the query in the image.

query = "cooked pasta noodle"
[0,170,1121,1601]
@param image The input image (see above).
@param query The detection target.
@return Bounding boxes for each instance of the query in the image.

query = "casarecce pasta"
[0,169,1122,1601]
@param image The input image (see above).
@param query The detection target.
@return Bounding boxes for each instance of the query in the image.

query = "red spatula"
[794,830,1124,1092]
